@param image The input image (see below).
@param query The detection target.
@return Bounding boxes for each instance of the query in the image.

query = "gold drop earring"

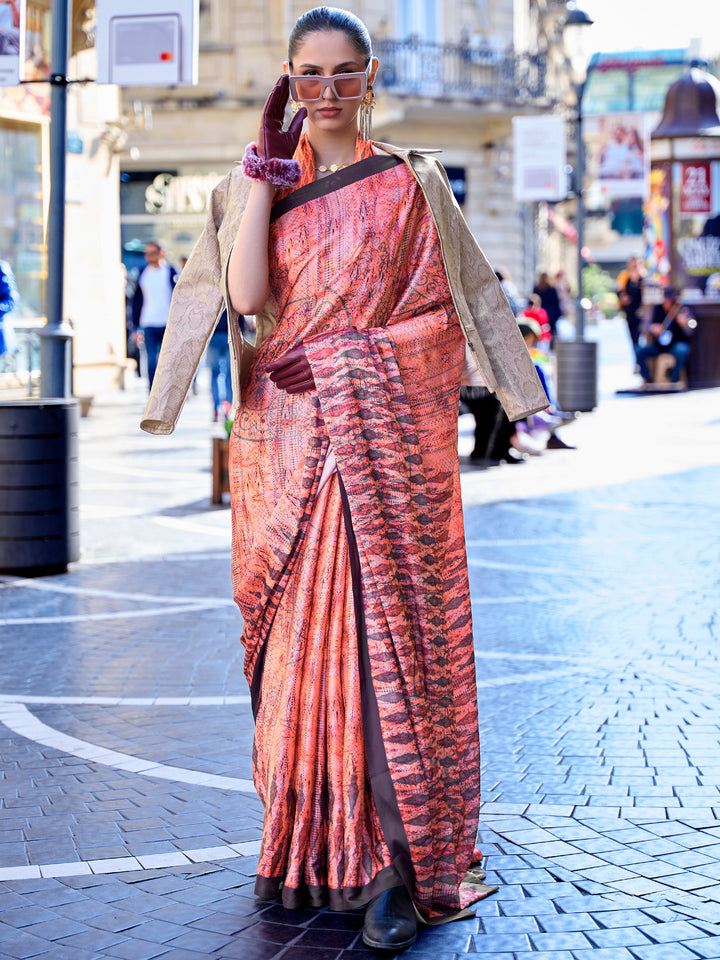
[359,86,374,141]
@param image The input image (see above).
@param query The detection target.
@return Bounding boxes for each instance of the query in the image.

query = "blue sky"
[580,0,720,59]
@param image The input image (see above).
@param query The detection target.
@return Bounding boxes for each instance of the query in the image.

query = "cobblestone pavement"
[1,318,719,959]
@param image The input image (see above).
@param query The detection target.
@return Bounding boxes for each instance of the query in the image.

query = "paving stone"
[2,355,720,958]
[569,950,636,960]
[102,940,171,960]
[479,915,540,935]
[629,943,707,960]
[585,923,655,948]
[683,939,720,959]
[210,942,287,959]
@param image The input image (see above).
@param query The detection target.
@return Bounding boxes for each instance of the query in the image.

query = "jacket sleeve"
[411,154,548,421]
[140,174,234,434]
[140,168,254,435]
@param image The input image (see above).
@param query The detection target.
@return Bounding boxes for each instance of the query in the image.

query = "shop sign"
[145,172,222,215]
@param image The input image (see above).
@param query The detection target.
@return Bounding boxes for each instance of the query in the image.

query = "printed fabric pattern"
[229,135,487,920]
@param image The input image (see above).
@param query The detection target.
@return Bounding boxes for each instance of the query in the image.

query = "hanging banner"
[679,161,712,217]
[0,0,25,86]
[512,115,567,202]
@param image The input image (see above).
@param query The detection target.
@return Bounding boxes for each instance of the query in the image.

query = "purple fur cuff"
[241,143,302,188]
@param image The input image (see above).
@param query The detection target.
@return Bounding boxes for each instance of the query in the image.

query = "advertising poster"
[0,0,24,86]
[585,112,651,203]
[679,161,712,217]
[675,159,720,297]
[644,163,672,287]
[0,0,49,114]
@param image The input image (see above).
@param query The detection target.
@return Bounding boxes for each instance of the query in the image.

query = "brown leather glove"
[267,344,316,394]
[258,75,306,160]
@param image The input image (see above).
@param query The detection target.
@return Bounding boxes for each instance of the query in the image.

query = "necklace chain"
[317,161,352,173]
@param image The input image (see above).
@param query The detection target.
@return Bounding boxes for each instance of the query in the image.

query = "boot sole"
[362,930,418,951]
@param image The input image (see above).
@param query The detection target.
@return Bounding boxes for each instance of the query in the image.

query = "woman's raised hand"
[258,76,307,161]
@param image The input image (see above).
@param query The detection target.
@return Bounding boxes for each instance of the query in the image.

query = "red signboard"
[680,162,712,216]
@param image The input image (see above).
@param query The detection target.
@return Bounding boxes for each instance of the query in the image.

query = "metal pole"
[39,0,74,398]
[575,79,585,341]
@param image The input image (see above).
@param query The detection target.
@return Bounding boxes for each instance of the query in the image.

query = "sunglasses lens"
[293,78,323,100]
[333,75,364,98]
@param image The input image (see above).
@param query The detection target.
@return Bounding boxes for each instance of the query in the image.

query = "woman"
[616,256,644,352]
[533,271,562,338]
[141,7,545,952]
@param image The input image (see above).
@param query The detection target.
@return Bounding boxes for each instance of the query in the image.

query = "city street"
[1,316,719,960]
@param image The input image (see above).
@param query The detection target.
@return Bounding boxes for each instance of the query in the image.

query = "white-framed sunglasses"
[288,65,370,102]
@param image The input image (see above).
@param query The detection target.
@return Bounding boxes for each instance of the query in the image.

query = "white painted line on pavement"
[153,515,231,538]
[70,550,232,567]
[1,603,222,625]
[87,461,204,481]
[0,695,252,706]
[471,592,580,605]
[0,840,263,882]
[0,703,256,794]
[474,667,591,687]
[0,576,236,606]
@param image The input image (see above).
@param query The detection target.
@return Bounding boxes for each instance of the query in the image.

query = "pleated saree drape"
[229,135,491,922]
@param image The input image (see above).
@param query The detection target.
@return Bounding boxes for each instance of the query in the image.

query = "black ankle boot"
[362,885,417,953]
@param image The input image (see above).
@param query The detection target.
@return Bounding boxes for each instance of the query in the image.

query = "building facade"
[1,1,576,397]
[119,0,575,299]
[0,0,128,396]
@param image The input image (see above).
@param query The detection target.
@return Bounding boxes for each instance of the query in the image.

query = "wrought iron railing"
[372,38,548,104]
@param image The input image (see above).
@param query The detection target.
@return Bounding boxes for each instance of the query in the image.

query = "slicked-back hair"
[288,6,372,68]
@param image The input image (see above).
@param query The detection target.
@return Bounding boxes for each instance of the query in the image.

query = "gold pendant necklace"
[317,161,352,173]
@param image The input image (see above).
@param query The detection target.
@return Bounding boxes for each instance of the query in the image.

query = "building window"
[0,119,46,319]
[199,0,213,41]
[397,0,441,41]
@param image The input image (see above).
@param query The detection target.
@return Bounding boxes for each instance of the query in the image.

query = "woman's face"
[285,30,377,137]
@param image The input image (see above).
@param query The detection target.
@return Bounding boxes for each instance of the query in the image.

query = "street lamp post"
[554,2,599,413]
[39,0,74,398]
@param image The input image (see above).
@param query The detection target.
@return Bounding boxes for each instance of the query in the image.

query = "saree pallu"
[229,145,487,921]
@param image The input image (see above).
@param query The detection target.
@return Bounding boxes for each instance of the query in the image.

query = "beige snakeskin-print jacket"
[140,141,547,434]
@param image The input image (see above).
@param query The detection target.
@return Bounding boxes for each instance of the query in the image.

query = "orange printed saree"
[230,135,487,921]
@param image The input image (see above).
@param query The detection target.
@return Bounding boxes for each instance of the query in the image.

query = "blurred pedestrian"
[494,267,525,316]
[520,293,552,346]
[207,308,233,420]
[554,269,573,320]
[0,257,19,357]
[463,386,526,466]
[533,271,562,337]
[131,241,178,389]
[616,256,644,350]
[636,287,693,388]
[514,321,576,451]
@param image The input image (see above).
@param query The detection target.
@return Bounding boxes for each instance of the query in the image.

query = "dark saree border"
[269,154,403,224]
[336,473,416,900]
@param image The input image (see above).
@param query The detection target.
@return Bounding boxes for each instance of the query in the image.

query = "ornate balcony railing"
[372,38,548,105]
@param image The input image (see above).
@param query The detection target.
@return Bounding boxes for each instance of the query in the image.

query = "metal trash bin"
[0,399,79,575]
[555,340,598,413]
